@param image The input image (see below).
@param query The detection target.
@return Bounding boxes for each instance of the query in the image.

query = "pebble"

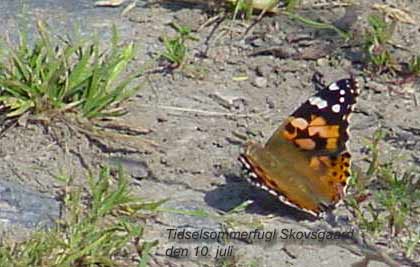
[254,76,268,88]
[256,65,271,77]
[0,180,60,231]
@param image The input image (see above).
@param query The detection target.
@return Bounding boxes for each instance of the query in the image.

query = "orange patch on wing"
[309,116,327,126]
[309,156,321,169]
[318,154,353,199]
[308,125,340,138]
[282,128,297,140]
[326,138,338,150]
[294,138,316,150]
[290,118,308,130]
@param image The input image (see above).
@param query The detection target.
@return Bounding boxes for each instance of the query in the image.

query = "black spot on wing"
[285,122,295,134]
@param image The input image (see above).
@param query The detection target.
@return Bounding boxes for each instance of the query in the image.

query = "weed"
[0,167,163,266]
[405,233,420,259]
[0,20,154,151]
[375,167,420,235]
[408,55,420,75]
[225,0,280,17]
[229,0,254,19]
[161,23,198,68]
[365,128,385,177]
[0,20,141,119]
[362,14,396,73]
[346,128,420,260]
[283,11,351,40]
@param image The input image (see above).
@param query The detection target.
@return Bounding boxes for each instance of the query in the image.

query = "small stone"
[316,57,328,66]
[254,76,268,88]
[107,157,152,180]
[256,65,271,77]
[266,97,275,109]
[209,92,246,110]
[157,116,168,123]
[160,158,169,166]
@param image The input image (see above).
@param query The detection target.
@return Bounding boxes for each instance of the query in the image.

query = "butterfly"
[238,75,359,217]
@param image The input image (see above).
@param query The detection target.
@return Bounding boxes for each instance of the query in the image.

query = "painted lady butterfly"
[239,75,359,216]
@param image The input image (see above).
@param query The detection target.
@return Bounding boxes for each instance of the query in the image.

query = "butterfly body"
[239,77,359,216]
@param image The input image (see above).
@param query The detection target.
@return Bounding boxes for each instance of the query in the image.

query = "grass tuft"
[0,20,141,120]
[228,0,254,19]
[226,0,280,16]
[408,55,420,75]
[346,129,420,260]
[0,166,163,267]
[161,23,198,69]
[362,14,396,73]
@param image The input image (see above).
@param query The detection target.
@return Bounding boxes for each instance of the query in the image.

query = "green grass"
[408,55,420,75]
[0,167,163,267]
[228,0,254,19]
[225,0,280,17]
[161,23,198,69]
[346,129,420,260]
[0,20,141,119]
[283,11,351,40]
[362,14,396,73]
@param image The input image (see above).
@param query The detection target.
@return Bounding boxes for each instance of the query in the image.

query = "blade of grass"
[283,11,351,40]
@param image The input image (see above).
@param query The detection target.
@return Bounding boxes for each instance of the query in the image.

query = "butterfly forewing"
[268,78,359,155]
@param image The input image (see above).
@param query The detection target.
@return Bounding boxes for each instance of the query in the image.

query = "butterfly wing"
[240,77,359,215]
[270,77,359,155]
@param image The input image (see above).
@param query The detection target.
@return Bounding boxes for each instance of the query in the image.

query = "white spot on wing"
[339,97,345,103]
[249,173,258,179]
[239,158,250,169]
[332,104,341,113]
[328,83,339,91]
[340,89,345,95]
[309,96,328,109]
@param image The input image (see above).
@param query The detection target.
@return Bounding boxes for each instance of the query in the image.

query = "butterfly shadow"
[204,171,318,222]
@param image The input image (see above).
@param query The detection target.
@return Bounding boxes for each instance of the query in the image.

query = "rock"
[253,76,268,88]
[209,92,246,111]
[255,64,271,77]
[107,156,152,180]
[0,180,60,232]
